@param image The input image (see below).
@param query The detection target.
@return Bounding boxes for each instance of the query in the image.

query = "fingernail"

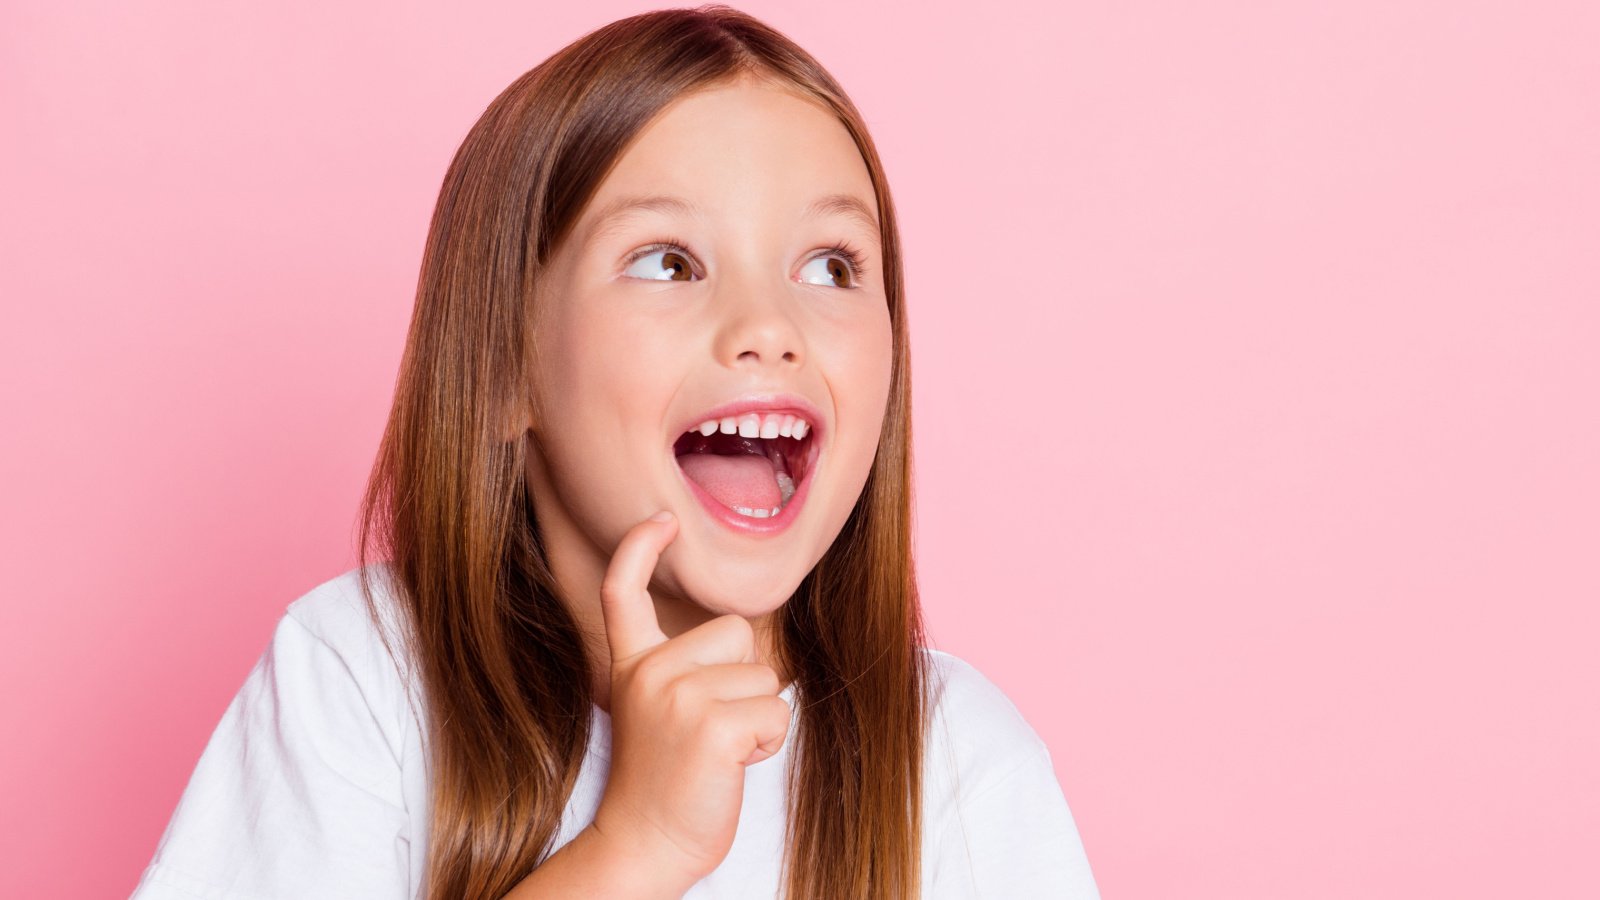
[649,510,674,523]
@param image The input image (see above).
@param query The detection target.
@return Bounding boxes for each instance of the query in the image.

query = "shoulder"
[917,647,1056,801]
[915,648,1102,896]
[920,647,1050,758]
[283,564,409,653]
[279,565,416,678]
[274,564,424,735]
[129,565,424,899]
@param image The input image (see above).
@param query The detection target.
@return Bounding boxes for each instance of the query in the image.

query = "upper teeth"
[687,412,811,440]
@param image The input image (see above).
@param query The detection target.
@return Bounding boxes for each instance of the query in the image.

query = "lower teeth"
[729,470,799,519]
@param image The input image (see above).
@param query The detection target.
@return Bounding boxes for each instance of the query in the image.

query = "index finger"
[598,511,677,663]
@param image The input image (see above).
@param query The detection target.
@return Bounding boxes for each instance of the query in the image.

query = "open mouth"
[672,425,817,519]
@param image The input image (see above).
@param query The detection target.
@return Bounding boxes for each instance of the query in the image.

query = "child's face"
[526,76,892,623]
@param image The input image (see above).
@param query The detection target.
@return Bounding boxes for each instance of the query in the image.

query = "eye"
[621,237,868,287]
[622,240,699,282]
[798,241,867,289]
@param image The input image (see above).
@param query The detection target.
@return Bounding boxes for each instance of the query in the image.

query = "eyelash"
[623,236,868,286]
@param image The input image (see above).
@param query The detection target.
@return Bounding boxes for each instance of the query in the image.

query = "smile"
[671,410,820,535]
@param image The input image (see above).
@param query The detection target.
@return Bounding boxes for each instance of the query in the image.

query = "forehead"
[575,80,880,245]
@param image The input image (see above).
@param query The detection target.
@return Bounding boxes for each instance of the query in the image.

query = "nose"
[710,269,805,371]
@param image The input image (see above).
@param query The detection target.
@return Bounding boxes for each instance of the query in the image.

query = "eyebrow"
[585,191,881,247]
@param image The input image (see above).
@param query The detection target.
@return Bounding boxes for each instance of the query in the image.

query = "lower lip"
[673,440,820,536]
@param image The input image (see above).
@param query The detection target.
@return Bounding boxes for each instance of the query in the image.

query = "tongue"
[677,453,781,512]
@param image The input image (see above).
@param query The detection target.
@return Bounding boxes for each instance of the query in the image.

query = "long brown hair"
[356,5,928,897]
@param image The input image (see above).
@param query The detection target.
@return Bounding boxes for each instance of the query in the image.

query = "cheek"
[531,321,664,523]
[845,307,894,415]
[824,309,894,456]
[539,309,676,407]
[532,323,644,493]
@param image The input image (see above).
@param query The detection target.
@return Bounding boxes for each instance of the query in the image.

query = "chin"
[667,560,802,620]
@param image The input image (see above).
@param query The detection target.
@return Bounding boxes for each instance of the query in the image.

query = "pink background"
[3,1,1596,897]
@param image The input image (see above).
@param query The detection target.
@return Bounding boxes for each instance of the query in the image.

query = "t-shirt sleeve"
[925,652,1101,899]
[130,607,414,900]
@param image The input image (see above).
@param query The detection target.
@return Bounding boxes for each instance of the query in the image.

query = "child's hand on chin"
[587,510,792,890]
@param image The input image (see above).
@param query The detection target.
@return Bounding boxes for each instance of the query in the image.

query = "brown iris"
[660,251,691,281]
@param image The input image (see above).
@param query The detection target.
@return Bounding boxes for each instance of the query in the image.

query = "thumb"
[599,511,677,663]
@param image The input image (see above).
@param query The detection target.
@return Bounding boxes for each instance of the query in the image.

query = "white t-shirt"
[130,567,1099,899]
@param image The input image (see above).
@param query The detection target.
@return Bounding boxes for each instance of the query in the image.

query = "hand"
[587,511,793,888]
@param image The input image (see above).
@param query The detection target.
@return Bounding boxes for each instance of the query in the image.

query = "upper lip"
[672,392,827,445]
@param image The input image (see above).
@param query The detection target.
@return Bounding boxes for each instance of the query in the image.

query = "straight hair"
[356,6,928,897]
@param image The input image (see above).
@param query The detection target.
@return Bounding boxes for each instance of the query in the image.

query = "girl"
[131,6,1098,898]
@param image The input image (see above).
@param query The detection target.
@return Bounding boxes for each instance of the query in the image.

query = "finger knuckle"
[755,665,782,695]
[661,683,696,721]
[718,614,755,646]
[631,652,671,692]
[696,710,740,751]
[765,695,793,727]
[666,670,706,707]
